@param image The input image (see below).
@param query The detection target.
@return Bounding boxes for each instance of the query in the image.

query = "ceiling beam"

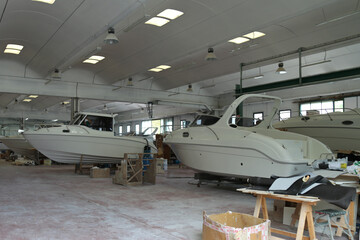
[0,75,218,108]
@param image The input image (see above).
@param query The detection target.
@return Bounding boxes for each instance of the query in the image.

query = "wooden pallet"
[113,153,157,186]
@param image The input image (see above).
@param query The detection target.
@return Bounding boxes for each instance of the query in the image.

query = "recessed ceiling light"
[157,65,171,70]
[6,44,24,50]
[4,49,21,54]
[83,55,105,64]
[228,37,250,44]
[83,59,98,64]
[145,17,170,27]
[148,68,163,72]
[243,31,265,39]
[23,99,32,102]
[32,0,56,4]
[4,43,24,54]
[29,95,38,98]
[89,55,105,61]
[157,9,184,20]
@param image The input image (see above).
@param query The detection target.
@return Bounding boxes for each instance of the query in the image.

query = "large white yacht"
[24,112,157,164]
[164,94,333,179]
[274,109,360,152]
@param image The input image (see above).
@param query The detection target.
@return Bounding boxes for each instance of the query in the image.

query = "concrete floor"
[0,159,352,240]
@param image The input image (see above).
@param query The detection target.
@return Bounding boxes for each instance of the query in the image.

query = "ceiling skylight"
[29,95,38,98]
[157,9,184,20]
[83,55,105,64]
[23,99,32,102]
[228,37,250,44]
[148,65,171,72]
[145,17,170,27]
[243,31,266,39]
[32,0,56,4]
[4,44,24,55]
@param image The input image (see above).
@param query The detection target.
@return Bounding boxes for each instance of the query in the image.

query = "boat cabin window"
[79,115,113,131]
[190,115,220,127]
[229,116,257,127]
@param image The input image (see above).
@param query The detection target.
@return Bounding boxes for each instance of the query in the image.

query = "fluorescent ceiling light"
[157,65,171,70]
[6,44,24,50]
[52,119,58,122]
[4,49,20,54]
[145,17,170,27]
[228,37,250,44]
[63,101,70,104]
[32,0,56,4]
[254,75,264,79]
[157,9,184,20]
[243,31,266,39]
[83,55,105,64]
[29,95,38,98]
[89,55,105,61]
[25,118,29,121]
[148,68,163,72]
[83,59,98,64]
[23,99,32,102]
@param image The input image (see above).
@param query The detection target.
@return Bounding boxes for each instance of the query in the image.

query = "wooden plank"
[306,206,316,240]
[261,196,269,219]
[253,195,262,218]
[271,228,310,240]
[237,188,319,203]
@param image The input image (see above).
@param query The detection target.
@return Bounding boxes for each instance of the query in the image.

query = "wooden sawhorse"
[238,188,320,240]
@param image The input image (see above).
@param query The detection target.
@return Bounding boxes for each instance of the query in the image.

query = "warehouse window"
[253,112,263,125]
[162,118,173,133]
[135,124,140,135]
[119,126,123,136]
[180,120,187,129]
[300,99,344,116]
[126,125,131,133]
[279,110,291,121]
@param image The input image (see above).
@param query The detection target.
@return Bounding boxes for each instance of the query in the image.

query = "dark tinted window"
[190,115,220,127]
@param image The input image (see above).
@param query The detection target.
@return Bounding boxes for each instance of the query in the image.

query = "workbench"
[238,188,320,240]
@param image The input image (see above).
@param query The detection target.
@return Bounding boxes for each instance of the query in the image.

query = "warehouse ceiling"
[0,0,360,121]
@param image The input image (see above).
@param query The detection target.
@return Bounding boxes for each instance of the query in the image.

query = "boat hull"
[277,126,360,151]
[164,94,332,179]
[0,136,37,160]
[274,109,360,151]
[166,142,312,179]
[24,128,157,164]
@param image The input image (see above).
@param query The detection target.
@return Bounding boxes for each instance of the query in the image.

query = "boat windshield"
[190,115,220,127]
[70,114,113,131]
[231,117,258,127]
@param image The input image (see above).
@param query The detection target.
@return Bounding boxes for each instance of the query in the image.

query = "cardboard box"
[203,211,270,240]
[156,158,167,174]
[90,167,110,178]
[44,159,52,166]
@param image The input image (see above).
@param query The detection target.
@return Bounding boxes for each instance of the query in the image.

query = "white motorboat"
[23,112,157,164]
[0,135,38,160]
[0,141,9,150]
[273,109,360,152]
[164,94,333,179]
